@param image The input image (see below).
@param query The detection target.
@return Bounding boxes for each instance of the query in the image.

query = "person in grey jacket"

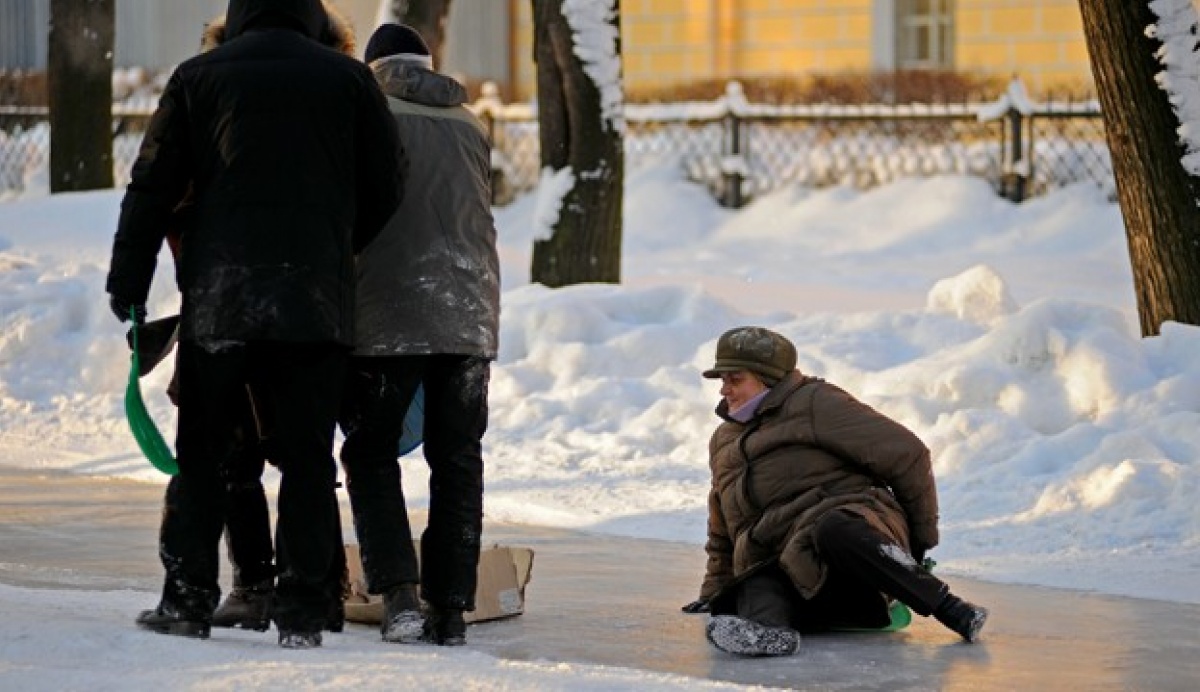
[339,24,500,647]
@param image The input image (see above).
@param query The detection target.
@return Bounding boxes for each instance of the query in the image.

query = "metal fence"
[1,80,1110,205]
[477,80,1112,207]
[0,104,152,197]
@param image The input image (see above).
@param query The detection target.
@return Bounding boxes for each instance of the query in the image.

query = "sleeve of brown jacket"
[809,384,940,553]
[700,483,734,600]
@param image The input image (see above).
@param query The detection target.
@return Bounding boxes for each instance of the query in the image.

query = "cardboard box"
[343,542,534,625]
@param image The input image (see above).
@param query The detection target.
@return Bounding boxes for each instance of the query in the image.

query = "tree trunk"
[392,0,454,69]
[1077,0,1200,336]
[48,0,114,193]
[530,0,624,287]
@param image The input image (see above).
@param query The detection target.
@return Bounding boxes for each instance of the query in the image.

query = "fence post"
[992,78,1035,202]
[721,80,746,208]
[1001,105,1027,202]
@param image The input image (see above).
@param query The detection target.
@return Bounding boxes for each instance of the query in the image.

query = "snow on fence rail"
[0,103,154,199]
[1,80,1110,205]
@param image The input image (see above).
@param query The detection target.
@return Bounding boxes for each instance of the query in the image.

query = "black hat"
[703,326,797,387]
[364,23,431,65]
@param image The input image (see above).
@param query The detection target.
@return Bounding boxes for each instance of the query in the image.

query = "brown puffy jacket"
[700,370,940,602]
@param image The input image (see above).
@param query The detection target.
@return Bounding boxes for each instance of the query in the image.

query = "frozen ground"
[2,468,1199,691]
[2,165,1200,687]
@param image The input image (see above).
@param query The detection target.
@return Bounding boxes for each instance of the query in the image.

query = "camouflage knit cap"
[702,326,797,386]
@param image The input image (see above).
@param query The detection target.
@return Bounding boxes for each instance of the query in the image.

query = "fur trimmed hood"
[201,0,356,55]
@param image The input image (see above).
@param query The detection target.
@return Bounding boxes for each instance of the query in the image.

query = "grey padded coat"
[353,59,500,358]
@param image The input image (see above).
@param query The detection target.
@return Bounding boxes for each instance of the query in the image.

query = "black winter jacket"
[106,0,405,346]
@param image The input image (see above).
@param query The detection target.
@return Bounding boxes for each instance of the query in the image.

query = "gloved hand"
[109,294,147,325]
[912,546,938,572]
[681,599,710,614]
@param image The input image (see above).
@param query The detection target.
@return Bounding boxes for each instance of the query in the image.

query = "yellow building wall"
[956,0,1092,94]
[737,4,874,75]
[509,0,1093,103]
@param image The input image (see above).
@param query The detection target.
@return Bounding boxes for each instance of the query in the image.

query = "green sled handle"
[124,307,178,475]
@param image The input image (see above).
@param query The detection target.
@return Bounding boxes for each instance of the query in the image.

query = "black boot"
[934,593,989,642]
[211,580,273,631]
[325,598,345,633]
[422,605,466,646]
[135,602,211,639]
[381,583,424,643]
[325,562,348,633]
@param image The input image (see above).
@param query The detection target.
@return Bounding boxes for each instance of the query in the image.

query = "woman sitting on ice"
[684,326,988,656]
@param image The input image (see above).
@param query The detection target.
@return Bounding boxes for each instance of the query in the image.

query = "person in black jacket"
[105,0,404,649]
[184,0,358,637]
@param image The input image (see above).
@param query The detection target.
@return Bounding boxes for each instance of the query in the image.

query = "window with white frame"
[896,0,954,69]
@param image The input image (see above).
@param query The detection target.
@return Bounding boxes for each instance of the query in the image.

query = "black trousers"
[733,509,949,631]
[221,375,348,608]
[339,354,490,610]
[221,389,274,589]
[162,340,346,632]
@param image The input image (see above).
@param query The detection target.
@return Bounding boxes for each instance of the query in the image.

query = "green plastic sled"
[124,313,178,475]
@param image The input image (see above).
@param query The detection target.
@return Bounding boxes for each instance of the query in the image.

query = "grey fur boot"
[705,615,800,656]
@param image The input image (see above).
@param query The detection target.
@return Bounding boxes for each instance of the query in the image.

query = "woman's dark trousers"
[731,509,951,630]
